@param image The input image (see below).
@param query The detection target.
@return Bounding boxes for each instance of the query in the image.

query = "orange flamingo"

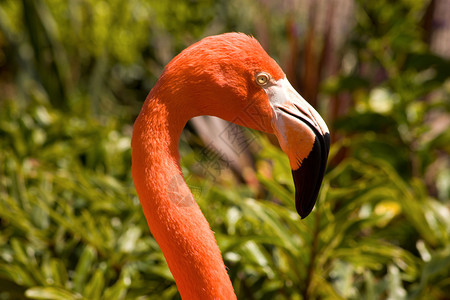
[131,33,330,299]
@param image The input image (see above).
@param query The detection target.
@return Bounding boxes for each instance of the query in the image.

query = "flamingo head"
[164,33,330,218]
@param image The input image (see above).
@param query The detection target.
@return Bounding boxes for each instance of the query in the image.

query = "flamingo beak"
[267,78,330,219]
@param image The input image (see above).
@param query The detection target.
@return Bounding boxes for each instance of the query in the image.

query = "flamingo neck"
[131,92,236,299]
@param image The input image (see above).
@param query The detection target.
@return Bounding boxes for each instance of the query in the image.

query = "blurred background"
[1,0,449,299]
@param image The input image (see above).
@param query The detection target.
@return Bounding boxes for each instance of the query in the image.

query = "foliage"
[0,99,177,299]
[1,96,449,299]
[1,0,449,299]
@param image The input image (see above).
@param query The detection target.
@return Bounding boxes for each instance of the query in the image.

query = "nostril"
[292,103,320,128]
[292,102,308,116]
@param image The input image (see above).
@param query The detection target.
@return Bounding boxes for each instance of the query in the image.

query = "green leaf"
[84,269,105,300]
[49,259,68,287]
[25,287,83,300]
[387,265,407,300]
[73,246,97,293]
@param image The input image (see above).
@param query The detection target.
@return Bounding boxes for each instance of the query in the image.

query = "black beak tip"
[324,132,331,156]
[293,166,321,219]
[292,134,329,219]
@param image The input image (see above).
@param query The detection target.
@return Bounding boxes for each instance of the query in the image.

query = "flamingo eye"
[256,73,270,86]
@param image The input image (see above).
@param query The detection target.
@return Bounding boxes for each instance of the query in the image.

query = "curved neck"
[131,90,236,299]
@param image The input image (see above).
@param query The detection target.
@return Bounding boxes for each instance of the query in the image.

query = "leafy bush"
[1,0,449,299]
[1,97,449,299]
[0,99,177,299]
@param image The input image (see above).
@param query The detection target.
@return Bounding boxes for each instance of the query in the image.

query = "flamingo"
[131,33,330,299]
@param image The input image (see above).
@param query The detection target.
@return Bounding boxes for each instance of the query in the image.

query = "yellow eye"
[256,73,270,86]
